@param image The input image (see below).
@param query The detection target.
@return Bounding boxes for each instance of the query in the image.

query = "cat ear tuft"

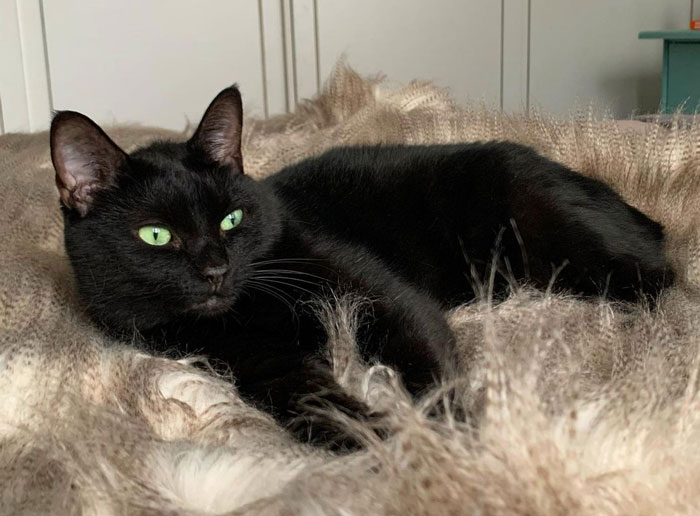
[50,111,127,216]
[189,85,244,172]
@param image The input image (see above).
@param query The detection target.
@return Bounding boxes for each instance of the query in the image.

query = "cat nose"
[203,265,228,291]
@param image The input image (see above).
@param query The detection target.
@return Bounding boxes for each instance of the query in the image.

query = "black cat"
[50,86,672,448]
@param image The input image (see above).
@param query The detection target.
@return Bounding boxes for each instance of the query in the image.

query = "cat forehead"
[109,142,253,216]
[129,145,232,186]
[131,143,198,176]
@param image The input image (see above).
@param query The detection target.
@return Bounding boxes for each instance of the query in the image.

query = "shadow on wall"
[600,73,662,117]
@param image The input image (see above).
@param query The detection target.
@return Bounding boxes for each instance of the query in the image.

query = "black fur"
[51,86,673,449]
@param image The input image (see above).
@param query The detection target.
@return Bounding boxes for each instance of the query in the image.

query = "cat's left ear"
[50,111,128,216]
[189,85,244,173]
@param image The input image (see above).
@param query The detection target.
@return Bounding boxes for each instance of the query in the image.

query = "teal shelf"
[639,30,700,114]
[639,30,700,41]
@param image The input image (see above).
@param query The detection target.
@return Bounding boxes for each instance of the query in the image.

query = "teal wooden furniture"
[639,30,700,114]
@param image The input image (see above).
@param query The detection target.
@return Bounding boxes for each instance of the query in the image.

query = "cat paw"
[288,394,386,452]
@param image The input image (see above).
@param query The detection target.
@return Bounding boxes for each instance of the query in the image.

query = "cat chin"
[186,295,236,317]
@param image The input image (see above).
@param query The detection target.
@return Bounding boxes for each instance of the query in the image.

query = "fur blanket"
[2,64,700,515]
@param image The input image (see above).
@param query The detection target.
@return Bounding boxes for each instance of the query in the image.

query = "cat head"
[51,86,282,332]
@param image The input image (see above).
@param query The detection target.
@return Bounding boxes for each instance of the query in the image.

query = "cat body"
[51,86,672,447]
[268,142,669,304]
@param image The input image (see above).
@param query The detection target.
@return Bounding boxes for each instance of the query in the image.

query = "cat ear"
[50,111,127,216]
[189,85,244,172]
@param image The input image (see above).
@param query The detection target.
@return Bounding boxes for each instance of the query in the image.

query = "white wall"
[530,0,688,116]
[42,0,267,130]
[317,0,502,106]
[0,0,691,135]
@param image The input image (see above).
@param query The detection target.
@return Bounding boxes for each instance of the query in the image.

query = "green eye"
[138,226,172,246]
[221,209,243,231]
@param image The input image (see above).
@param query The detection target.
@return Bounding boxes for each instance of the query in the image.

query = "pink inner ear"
[57,143,96,187]
[51,112,126,216]
[191,86,243,169]
[54,143,103,216]
[205,114,240,165]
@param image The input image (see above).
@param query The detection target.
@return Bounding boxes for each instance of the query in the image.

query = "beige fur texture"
[2,63,700,515]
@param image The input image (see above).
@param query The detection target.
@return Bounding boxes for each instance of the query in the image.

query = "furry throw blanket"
[2,64,700,515]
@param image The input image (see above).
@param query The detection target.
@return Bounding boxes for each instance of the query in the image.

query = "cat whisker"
[243,281,298,317]
[244,276,295,299]
[250,258,335,274]
[251,257,322,265]
[249,276,319,298]
[251,268,329,282]
[251,270,327,286]
[247,279,296,302]
[252,274,322,292]
[222,305,242,325]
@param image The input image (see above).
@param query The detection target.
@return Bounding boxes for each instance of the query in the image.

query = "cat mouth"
[188,294,235,315]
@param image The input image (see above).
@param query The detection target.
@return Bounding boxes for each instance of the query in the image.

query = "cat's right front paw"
[288,392,386,452]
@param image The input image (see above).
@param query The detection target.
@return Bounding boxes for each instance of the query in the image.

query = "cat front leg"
[310,238,459,397]
[356,284,457,396]
[235,353,378,451]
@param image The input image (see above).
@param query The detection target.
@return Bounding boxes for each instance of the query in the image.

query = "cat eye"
[138,225,172,246]
[221,209,243,231]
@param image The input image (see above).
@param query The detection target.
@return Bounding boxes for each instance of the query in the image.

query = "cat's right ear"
[188,85,244,173]
[50,111,127,217]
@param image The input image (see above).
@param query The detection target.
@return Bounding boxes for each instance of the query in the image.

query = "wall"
[0,0,690,135]
[530,1,689,116]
